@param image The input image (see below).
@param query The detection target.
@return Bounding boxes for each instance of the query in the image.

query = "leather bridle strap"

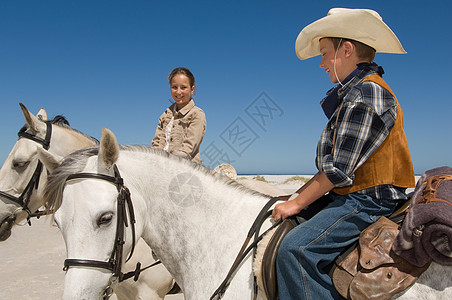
[63,165,137,281]
[63,259,114,271]
[0,121,52,217]
[17,121,52,151]
[210,197,281,300]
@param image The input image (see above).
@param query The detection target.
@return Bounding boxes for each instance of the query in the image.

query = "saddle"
[256,196,332,300]
[256,199,429,300]
[259,217,298,300]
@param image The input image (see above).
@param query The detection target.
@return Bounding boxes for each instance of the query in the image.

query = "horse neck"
[118,150,271,296]
[49,126,96,156]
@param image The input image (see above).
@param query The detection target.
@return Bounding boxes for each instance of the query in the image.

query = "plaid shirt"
[316,68,408,200]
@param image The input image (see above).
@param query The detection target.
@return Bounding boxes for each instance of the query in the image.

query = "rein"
[210,197,281,300]
[62,164,155,298]
[0,121,52,223]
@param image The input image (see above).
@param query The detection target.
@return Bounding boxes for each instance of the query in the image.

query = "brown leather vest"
[333,75,415,195]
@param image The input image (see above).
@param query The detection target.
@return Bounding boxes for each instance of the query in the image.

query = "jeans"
[276,192,399,300]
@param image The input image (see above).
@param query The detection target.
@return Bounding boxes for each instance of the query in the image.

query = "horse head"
[0,103,96,241]
[49,128,137,300]
[0,104,51,240]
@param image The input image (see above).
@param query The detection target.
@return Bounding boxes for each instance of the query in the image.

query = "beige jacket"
[152,99,206,164]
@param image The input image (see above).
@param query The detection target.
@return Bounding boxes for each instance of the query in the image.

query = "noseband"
[0,121,52,221]
[63,165,138,289]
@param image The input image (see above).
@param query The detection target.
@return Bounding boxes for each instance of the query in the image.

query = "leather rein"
[62,165,156,299]
[0,121,52,225]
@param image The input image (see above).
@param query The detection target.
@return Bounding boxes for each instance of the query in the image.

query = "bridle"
[0,121,52,224]
[62,164,143,299]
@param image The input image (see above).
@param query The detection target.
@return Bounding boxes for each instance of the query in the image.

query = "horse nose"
[0,215,15,241]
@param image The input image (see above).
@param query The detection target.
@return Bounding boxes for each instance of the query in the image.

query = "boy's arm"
[272,172,334,221]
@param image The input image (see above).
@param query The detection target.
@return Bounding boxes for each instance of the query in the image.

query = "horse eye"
[13,160,30,169]
[97,213,113,226]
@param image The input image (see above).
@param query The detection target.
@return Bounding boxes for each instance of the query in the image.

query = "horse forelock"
[44,146,99,213]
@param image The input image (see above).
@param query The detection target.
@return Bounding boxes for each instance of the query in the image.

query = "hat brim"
[295,8,406,60]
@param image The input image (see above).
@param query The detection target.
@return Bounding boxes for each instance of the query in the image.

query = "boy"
[272,8,415,299]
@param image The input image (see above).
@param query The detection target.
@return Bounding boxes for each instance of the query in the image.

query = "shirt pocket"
[178,119,190,130]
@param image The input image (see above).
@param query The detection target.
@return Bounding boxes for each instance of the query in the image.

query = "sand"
[0,216,66,300]
[0,175,305,299]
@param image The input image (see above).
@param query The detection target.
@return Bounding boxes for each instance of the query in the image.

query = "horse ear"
[98,128,119,171]
[19,103,46,134]
[37,147,63,173]
[37,107,48,121]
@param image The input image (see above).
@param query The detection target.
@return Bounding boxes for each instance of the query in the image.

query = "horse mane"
[50,115,99,144]
[51,115,70,126]
[44,145,263,213]
[116,146,264,198]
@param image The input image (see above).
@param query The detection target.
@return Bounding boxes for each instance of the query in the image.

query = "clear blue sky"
[1,0,450,175]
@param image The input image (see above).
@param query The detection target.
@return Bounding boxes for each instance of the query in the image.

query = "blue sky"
[0,0,450,175]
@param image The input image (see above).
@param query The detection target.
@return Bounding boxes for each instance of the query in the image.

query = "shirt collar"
[170,99,195,116]
[320,62,384,119]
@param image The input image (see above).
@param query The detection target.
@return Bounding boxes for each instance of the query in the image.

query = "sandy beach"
[0,175,305,300]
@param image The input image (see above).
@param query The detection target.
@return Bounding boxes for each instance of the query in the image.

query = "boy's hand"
[272,200,302,221]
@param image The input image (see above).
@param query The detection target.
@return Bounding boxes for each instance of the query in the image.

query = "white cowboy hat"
[295,8,406,60]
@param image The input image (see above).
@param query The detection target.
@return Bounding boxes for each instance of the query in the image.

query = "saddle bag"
[392,167,452,267]
[332,216,430,300]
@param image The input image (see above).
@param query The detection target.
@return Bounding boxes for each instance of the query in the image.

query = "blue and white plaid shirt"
[316,66,408,200]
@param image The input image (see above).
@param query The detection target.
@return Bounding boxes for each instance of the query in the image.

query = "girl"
[152,67,206,164]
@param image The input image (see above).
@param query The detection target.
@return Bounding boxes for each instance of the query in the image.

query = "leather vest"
[333,75,415,195]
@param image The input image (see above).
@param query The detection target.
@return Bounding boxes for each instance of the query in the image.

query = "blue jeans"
[276,193,399,300]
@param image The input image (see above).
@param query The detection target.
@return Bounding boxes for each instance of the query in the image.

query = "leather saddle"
[260,217,298,300]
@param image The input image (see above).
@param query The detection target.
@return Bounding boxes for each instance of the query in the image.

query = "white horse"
[43,128,452,299]
[0,104,177,300]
